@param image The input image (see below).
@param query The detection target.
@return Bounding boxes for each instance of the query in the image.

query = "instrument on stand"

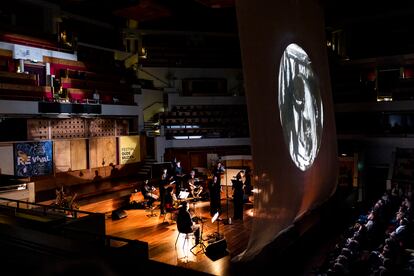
[211,212,224,240]
[190,215,207,255]
[146,181,158,217]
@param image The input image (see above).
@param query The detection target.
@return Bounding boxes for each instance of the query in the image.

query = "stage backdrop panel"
[118,135,141,164]
[54,139,87,172]
[14,141,53,177]
[0,144,14,175]
[70,139,87,171]
[236,0,338,261]
[89,137,117,168]
[54,140,71,172]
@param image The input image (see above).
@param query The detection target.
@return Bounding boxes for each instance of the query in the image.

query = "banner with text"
[14,141,53,177]
[118,136,140,165]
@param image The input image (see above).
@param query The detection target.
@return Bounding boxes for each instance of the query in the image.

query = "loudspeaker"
[112,209,128,220]
[206,238,227,257]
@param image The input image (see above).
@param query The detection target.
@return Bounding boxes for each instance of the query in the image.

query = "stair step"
[138,171,149,175]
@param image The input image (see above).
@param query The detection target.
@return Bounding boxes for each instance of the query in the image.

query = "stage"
[105,197,254,276]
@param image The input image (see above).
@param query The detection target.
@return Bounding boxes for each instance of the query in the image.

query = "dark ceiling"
[42,0,240,67]
[4,0,414,67]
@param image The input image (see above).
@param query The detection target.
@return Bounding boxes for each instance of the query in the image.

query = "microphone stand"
[222,161,232,225]
[190,202,206,255]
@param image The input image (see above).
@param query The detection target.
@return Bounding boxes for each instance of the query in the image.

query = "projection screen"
[235,0,338,261]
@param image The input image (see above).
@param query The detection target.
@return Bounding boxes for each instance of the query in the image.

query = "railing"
[138,67,170,87]
[0,183,27,193]
[0,197,149,259]
[143,101,164,121]
[0,196,98,219]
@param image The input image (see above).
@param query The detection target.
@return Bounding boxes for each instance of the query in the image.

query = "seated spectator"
[332,262,346,275]
[366,211,376,232]
[93,89,100,103]
[392,218,409,245]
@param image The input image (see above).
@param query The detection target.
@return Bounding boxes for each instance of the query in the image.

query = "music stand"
[222,161,232,225]
[178,191,189,200]
[211,212,223,240]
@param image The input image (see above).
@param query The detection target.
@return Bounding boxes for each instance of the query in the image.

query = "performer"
[174,160,185,197]
[141,179,158,208]
[176,201,201,244]
[208,175,221,216]
[159,168,174,215]
[165,186,178,212]
[232,171,245,220]
[188,170,203,200]
[213,161,225,186]
[243,167,253,203]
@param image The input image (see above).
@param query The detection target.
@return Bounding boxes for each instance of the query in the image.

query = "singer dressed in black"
[232,171,244,220]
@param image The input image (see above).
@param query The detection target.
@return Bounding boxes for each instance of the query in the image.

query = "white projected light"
[278,43,323,171]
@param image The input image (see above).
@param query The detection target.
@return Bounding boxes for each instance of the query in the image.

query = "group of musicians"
[141,160,252,222]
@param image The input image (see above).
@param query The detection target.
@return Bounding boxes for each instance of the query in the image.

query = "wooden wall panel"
[89,137,117,168]
[54,140,71,172]
[116,119,129,136]
[189,152,207,169]
[225,160,242,167]
[51,118,85,139]
[99,137,116,166]
[164,146,251,174]
[70,139,87,170]
[89,138,98,169]
[27,119,49,140]
[0,143,14,175]
[89,119,115,137]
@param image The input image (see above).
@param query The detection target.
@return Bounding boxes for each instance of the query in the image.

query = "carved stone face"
[278,43,323,171]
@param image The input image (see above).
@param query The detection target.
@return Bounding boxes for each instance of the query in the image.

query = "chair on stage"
[175,201,201,257]
[175,216,197,259]
[175,229,195,251]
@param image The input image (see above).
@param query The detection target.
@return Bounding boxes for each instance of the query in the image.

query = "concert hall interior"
[1,0,414,275]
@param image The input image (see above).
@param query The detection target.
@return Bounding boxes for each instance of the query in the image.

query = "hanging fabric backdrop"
[235,0,338,261]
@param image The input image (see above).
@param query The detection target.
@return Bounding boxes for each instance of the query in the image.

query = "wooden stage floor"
[105,198,254,276]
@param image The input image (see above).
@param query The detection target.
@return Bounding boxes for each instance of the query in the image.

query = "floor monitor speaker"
[112,209,128,220]
[206,238,227,257]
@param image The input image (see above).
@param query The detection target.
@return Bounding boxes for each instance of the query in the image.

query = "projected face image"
[278,44,323,171]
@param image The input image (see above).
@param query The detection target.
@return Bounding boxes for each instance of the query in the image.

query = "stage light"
[278,43,323,171]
